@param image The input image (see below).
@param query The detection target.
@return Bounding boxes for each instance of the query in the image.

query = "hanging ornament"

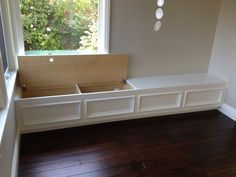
[154,21,162,32]
[157,0,165,7]
[155,8,164,20]
[154,0,165,32]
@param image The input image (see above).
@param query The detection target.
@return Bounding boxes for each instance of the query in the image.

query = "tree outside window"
[20,0,98,55]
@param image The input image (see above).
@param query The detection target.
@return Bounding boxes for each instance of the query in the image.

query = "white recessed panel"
[183,88,224,107]
[138,92,182,112]
[22,101,81,126]
[86,96,135,118]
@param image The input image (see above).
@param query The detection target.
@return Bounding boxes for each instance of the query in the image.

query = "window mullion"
[0,53,8,110]
[98,0,110,54]
[9,0,25,57]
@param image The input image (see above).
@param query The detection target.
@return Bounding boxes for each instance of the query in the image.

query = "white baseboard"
[218,103,236,121]
[11,131,20,177]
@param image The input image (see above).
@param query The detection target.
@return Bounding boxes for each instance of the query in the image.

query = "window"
[0,13,8,109]
[0,14,8,73]
[19,0,110,55]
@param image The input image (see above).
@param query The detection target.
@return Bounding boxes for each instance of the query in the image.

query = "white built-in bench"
[15,72,225,133]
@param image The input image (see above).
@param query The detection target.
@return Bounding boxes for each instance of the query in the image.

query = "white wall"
[0,96,16,177]
[110,0,221,78]
[209,0,236,108]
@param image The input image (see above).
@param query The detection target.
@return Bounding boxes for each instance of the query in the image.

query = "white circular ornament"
[157,0,165,7]
[155,8,164,20]
[154,21,162,31]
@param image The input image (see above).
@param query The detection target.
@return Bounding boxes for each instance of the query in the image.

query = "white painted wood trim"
[9,0,110,55]
[23,114,81,126]
[137,91,182,112]
[219,103,236,121]
[0,73,16,146]
[104,0,110,53]
[11,131,20,177]
[21,100,81,109]
[0,0,16,70]
[85,96,135,118]
[183,88,224,107]
[0,59,8,110]
[98,0,110,53]
[8,0,25,57]
[20,104,221,134]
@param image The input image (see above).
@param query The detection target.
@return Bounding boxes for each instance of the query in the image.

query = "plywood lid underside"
[18,54,128,88]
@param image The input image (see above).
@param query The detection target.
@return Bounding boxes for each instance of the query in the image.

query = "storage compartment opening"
[17,54,129,98]
[21,85,81,98]
[78,82,135,93]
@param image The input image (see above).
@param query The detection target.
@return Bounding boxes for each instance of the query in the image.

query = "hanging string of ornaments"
[154,0,164,32]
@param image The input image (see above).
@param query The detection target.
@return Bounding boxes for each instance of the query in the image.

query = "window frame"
[0,13,8,74]
[98,0,110,54]
[15,0,111,55]
[0,1,11,109]
[0,0,111,109]
[0,0,17,71]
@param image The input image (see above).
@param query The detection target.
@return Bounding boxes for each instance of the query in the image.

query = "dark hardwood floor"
[18,110,236,177]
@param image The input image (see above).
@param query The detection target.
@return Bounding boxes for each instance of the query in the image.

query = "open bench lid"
[18,54,128,88]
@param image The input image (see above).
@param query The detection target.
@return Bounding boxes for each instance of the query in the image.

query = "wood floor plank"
[18,110,236,177]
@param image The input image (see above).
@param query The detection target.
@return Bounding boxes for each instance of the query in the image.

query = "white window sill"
[5,71,17,98]
[0,71,17,146]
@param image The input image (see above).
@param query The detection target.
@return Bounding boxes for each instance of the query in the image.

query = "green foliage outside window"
[20,0,98,52]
